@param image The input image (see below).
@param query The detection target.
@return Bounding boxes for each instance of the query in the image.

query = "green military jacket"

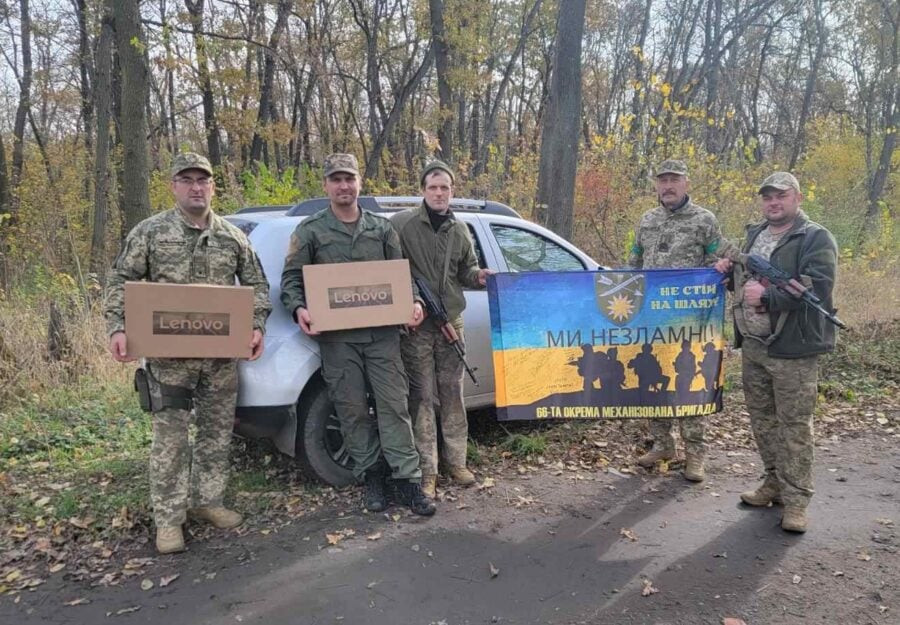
[628,197,726,269]
[390,203,482,324]
[732,211,838,358]
[105,208,271,336]
[280,205,412,343]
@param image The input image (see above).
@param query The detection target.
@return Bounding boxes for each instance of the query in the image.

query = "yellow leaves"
[631,45,644,61]
[660,82,672,98]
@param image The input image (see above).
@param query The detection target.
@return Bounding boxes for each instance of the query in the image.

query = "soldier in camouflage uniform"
[391,161,492,498]
[715,172,838,533]
[628,159,728,482]
[280,154,436,516]
[105,152,271,554]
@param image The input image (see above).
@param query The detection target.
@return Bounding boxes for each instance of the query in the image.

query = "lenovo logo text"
[153,311,231,336]
[328,284,394,309]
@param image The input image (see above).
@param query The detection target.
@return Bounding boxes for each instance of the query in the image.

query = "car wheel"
[295,376,356,486]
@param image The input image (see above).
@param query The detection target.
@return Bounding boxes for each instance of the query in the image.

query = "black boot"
[363,460,389,512]
[392,480,436,516]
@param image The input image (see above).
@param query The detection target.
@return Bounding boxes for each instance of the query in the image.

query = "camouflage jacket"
[280,205,411,343]
[627,198,726,269]
[104,208,271,336]
[390,203,481,323]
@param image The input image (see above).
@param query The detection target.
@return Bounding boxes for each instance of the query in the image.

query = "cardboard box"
[302,259,414,332]
[124,282,254,358]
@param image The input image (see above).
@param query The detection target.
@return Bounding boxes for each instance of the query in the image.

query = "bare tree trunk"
[90,5,114,280]
[0,133,10,290]
[249,0,292,166]
[364,44,435,180]
[185,0,223,169]
[474,0,543,177]
[11,0,32,196]
[628,0,652,144]
[429,0,454,162]
[534,0,586,240]
[789,0,826,170]
[112,0,151,235]
[73,0,94,204]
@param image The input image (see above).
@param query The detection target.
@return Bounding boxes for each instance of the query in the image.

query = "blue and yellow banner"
[488,268,725,421]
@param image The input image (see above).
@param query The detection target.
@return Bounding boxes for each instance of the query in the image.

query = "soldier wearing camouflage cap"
[391,160,493,498]
[280,153,437,517]
[104,151,271,554]
[628,159,727,482]
[714,171,838,533]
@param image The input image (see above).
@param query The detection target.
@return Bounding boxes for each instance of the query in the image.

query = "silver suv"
[225,197,600,485]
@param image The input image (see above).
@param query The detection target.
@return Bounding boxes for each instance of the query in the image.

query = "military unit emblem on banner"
[595,273,645,325]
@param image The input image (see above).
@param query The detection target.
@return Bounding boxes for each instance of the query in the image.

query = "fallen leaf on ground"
[722,619,747,625]
[325,533,343,546]
[366,532,382,541]
[140,579,154,591]
[411,544,420,552]
[619,528,638,542]
[49,563,65,574]
[857,552,872,561]
[479,477,496,490]
[792,574,801,584]
[875,518,894,526]
[641,579,659,596]
[159,574,179,587]
[489,562,500,578]
[64,598,90,606]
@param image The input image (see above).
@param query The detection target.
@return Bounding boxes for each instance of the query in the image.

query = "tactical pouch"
[134,368,152,412]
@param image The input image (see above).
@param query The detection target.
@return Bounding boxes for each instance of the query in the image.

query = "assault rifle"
[743,254,847,329]
[413,277,479,385]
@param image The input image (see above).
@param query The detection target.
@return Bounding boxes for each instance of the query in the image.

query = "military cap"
[323,153,360,177]
[655,159,688,177]
[171,152,213,178]
[758,171,800,194]
[420,160,455,187]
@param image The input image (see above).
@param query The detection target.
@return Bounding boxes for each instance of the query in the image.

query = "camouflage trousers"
[649,417,706,457]
[400,320,468,476]
[741,339,818,508]
[319,332,421,482]
[146,358,237,527]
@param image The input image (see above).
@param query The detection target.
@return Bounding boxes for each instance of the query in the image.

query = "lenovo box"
[302,259,414,332]
[124,282,254,358]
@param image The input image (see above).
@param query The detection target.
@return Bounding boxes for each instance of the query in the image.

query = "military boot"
[189,507,243,529]
[392,480,436,516]
[422,474,437,499]
[364,470,389,512]
[156,526,185,554]
[637,447,675,468]
[740,477,782,507]
[683,454,705,482]
[448,465,476,486]
[781,506,808,533]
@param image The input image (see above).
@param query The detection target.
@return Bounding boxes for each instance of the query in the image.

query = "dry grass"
[0,298,129,407]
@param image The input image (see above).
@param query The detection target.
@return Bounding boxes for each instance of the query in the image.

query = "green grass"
[501,433,547,457]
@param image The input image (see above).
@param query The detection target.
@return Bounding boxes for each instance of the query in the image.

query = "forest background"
[0,0,897,529]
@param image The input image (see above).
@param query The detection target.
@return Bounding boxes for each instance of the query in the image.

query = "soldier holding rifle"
[391,161,493,498]
[715,172,840,533]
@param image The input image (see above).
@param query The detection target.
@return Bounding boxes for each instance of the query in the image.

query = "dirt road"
[2,433,897,625]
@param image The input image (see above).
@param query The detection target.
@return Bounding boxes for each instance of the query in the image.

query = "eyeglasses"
[174,177,212,188]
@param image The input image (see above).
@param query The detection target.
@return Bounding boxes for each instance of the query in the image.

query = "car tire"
[295,376,356,487]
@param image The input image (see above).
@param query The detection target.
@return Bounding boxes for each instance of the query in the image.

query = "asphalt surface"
[2,434,898,625]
